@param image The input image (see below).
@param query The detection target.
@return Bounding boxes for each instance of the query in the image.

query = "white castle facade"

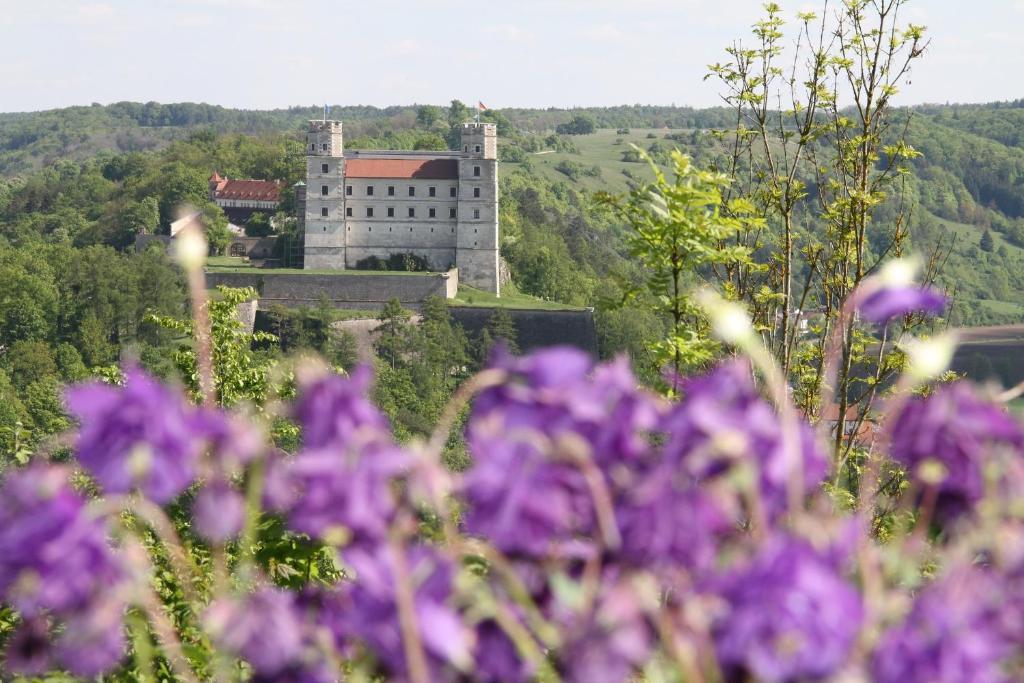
[302,120,500,294]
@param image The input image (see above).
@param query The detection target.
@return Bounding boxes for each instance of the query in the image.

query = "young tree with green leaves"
[148,286,277,407]
[707,0,930,458]
[374,298,413,370]
[604,149,761,392]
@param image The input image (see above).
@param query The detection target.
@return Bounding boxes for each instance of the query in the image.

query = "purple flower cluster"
[455,349,855,680]
[26,327,1024,682]
[293,366,391,450]
[890,382,1024,523]
[872,568,1013,683]
[710,535,863,682]
[265,367,409,547]
[0,466,127,676]
[661,360,829,521]
[66,367,259,504]
[462,350,660,557]
[205,586,333,682]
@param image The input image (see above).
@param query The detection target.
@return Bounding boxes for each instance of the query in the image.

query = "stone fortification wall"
[449,307,598,356]
[205,270,457,310]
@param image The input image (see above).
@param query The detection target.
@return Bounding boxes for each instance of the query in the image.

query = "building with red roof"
[302,119,500,294]
[208,172,284,223]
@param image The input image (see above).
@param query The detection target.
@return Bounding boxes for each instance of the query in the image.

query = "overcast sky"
[1,0,1022,113]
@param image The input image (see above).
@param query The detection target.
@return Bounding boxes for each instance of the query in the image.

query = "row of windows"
[322,184,483,199]
[320,206,481,219]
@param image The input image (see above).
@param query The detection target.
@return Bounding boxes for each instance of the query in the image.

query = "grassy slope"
[452,283,583,311]
[924,213,1024,317]
[507,128,671,194]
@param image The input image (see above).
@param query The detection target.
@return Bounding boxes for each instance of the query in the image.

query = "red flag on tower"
[478,101,488,111]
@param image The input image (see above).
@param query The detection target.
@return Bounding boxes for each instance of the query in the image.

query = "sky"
[1,0,1022,113]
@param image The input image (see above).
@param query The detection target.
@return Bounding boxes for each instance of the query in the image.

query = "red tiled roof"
[345,158,459,180]
[213,178,282,201]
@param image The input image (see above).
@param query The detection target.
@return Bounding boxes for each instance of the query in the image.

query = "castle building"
[302,120,500,294]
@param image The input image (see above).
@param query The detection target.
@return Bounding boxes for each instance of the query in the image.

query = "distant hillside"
[3,100,1024,328]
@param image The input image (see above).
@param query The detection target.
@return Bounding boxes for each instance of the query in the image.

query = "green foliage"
[355,252,430,272]
[556,114,597,135]
[980,229,995,252]
[607,149,759,386]
[244,211,273,237]
[149,286,277,407]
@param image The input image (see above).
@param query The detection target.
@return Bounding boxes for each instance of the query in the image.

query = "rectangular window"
[346,207,353,217]
[346,185,353,196]
[475,145,481,153]
[366,207,374,217]
[429,186,436,197]
[321,163,329,173]
[473,187,481,198]
[322,143,328,151]
[321,207,329,217]
[321,185,329,196]
[473,209,480,219]
[388,185,395,196]
[450,186,457,198]
[408,207,415,218]
[473,166,481,177]
[449,207,457,219]
[429,207,436,218]
[367,185,374,196]
[387,207,395,217]
[408,186,416,197]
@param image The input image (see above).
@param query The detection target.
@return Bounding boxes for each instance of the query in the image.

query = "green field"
[506,127,676,194]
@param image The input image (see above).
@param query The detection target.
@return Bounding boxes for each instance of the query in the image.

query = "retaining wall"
[449,307,598,356]
[205,269,458,310]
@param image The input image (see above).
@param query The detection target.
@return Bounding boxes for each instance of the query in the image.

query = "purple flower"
[462,437,594,557]
[661,360,828,521]
[556,575,652,683]
[472,349,660,470]
[294,366,392,450]
[872,568,1012,683]
[463,349,660,556]
[270,444,408,545]
[857,284,947,324]
[3,617,53,676]
[192,479,245,543]
[66,367,204,503]
[205,587,306,676]
[192,406,264,471]
[0,466,125,617]
[0,466,127,677]
[473,618,534,683]
[343,544,470,680]
[711,535,862,682]
[890,382,1023,523]
[54,601,129,678]
[615,473,728,572]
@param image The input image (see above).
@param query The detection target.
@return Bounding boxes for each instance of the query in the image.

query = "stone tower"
[303,120,345,269]
[456,122,500,295]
